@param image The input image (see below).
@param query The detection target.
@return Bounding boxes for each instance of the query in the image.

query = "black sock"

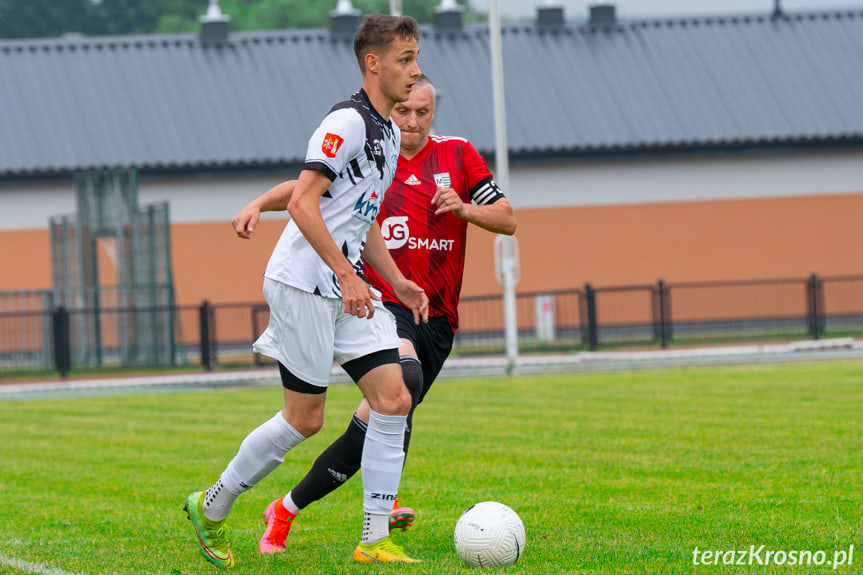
[290,414,366,509]
[290,356,425,510]
[400,356,424,456]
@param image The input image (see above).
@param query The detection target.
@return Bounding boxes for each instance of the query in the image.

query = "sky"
[469,0,863,19]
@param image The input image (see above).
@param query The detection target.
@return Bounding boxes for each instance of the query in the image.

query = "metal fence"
[3,273,863,377]
[0,290,55,372]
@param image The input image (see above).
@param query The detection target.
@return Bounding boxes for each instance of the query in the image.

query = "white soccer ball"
[453,501,526,568]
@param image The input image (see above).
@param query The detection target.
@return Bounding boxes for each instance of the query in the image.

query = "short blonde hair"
[413,74,436,100]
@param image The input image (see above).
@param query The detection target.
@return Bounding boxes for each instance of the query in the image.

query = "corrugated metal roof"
[1,8,863,179]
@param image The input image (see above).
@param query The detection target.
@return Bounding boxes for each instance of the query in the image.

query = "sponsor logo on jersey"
[381,216,409,249]
[381,216,455,252]
[352,188,383,224]
[410,237,455,251]
[322,132,344,158]
[405,174,421,186]
[433,172,451,188]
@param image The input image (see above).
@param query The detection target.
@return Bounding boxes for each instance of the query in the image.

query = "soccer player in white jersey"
[232,75,516,554]
[183,14,426,568]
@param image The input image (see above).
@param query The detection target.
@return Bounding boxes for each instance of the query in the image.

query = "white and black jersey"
[264,89,401,298]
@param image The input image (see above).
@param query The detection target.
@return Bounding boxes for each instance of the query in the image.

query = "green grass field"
[2,360,862,574]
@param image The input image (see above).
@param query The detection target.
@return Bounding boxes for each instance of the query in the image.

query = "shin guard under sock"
[361,409,406,543]
[290,414,366,509]
[204,411,305,520]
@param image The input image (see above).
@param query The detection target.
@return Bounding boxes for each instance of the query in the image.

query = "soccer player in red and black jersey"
[232,74,516,553]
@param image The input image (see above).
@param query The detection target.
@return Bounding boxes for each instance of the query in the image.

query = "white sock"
[201,478,238,521]
[203,411,305,521]
[361,409,406,544]
[282,492,301,515]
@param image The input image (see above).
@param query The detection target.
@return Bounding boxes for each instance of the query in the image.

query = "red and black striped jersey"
[364,135,504,332]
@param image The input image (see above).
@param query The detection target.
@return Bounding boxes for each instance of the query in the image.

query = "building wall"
[508,149,863,207]
[2,149,862,304]
[477,192,863,294]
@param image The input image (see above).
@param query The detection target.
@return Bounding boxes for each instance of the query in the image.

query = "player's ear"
[364,52,380,75]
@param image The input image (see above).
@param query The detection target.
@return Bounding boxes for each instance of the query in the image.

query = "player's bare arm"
[287,170,375,318]
[432,188,517,235]
[363,221,429,324]
[232,180,297,239]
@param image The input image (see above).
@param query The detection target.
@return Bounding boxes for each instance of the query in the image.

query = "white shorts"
[252,278,401,387]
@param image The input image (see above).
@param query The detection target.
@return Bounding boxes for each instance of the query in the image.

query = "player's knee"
[400,356,424,409]
[375,384,412,416]
[278,363,327,437]
[295,419,324,438]
[285,410,324,438]
[392,384,413,415]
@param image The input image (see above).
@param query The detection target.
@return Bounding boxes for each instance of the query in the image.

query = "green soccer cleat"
[352,536,421,564]
[183,491,234,569]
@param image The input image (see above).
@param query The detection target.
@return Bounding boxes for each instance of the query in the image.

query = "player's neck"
[362,82,395,121]
[400,138,430,161]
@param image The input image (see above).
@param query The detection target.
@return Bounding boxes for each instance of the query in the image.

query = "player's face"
[378,36,421,105]
[392,84,434,157]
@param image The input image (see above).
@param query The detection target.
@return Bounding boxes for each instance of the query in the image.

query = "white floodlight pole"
[489,0,519,374]
[390,0,402,16]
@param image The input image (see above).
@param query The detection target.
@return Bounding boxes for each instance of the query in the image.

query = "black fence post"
[52,305,71,378]
[807,273,823,339]
[199,300,213,370]
[655,279,671,349]
[585,283,598,351]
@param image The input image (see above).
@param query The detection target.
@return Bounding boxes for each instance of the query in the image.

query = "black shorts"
[385,302,454,405]
[278,348,399,392]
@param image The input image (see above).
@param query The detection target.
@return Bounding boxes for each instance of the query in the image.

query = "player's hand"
[340,272,377,319]
[392,278,429,324]
[431,186,466,218]
[232,205,261,239]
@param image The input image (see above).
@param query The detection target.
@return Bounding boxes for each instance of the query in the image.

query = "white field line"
[0,367,282,394]
[1,338,860,396]
[575,337,858,362]
[0,553,86,575]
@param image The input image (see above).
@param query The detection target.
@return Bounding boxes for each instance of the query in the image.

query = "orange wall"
[4,192,863,304]
[169,220,284,304]
[0,230,53,290]
[464,192,863,297]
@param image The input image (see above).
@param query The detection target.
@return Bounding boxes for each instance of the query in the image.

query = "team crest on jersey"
[433,172,451,188]
[322,133,344,158]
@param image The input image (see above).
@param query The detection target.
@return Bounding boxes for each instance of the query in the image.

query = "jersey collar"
[399,136,433,165]
[358,88,393,127]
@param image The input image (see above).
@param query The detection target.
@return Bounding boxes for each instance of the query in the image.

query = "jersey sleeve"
[462,140,506,206]
[304,108,365,181]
